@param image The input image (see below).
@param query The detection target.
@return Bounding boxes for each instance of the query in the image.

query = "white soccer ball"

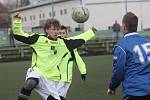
[72,7,89,23]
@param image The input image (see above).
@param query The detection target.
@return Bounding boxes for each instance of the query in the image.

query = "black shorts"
[126,95,150,100]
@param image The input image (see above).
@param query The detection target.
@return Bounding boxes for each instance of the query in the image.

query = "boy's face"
[46,25,60,40]
[59,29,68,38]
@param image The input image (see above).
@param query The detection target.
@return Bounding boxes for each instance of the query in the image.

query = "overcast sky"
[1,0,16,3]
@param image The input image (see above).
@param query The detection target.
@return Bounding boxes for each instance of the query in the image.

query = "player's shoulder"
[114,38,128,50]
[116,38,126,45]
[29,32,45,35]
[34,33,47,38]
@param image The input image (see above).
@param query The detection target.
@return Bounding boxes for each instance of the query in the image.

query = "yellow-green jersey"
[12,18,94,82]
[58,48,86,83]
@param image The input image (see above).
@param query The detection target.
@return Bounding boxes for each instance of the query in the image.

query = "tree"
[0,2,10,28]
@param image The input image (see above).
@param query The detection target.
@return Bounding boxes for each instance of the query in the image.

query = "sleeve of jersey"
[74,49,86,74]
[68,29,95,42]
[12,18,29,37]
[109,45,126,91]
[12,19,39,44]
[64,29,95,50]
[14,34,39,44]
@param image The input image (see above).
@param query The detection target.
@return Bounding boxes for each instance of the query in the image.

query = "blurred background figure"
[8,28,15,47]
[112,20,120,41]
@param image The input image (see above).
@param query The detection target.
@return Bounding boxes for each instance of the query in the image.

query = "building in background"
[10,0,150,32]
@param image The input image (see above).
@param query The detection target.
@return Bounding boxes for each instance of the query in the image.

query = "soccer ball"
[71,7,89,23]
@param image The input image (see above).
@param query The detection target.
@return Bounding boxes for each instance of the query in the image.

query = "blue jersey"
[109,32,150,96]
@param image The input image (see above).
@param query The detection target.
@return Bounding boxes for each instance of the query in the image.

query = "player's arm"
[12,13,39,44]
[14,34,39,44]
[74,49,87,81]
[107,45,126,95]
[12,13,30,37]
[68,29,95,42]
[64,29,96,50]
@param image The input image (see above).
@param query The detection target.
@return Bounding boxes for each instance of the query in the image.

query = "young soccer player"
[56,25,87,100]
[12,13,96,100]
[107,12,150,100]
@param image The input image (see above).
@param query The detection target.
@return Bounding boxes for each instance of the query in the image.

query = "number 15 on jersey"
[133,42,150,64]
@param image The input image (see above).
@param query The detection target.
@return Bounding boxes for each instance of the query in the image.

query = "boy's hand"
[13,12,21,19]
[107,89,115,95]
[91,27,97,33]
[81,74,87,81]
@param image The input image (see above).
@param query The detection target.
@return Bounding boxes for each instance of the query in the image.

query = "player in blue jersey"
[107,12,150,100]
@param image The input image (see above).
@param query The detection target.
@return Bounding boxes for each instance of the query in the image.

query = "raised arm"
[63,29,96,51]
[12,13,39,44]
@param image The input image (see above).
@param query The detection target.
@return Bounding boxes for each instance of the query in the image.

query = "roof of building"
[10,0,74,13]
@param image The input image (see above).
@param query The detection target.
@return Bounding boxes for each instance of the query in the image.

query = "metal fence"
[0,40,117,62]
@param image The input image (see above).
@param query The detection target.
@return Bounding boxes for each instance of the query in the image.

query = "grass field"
[0,55,122,100]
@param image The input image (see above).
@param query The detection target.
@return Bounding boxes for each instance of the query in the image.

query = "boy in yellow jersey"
[12,13,96,100]
[56,25,87,100]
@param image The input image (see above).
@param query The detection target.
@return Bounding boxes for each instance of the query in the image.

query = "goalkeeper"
[12,13,96,100]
